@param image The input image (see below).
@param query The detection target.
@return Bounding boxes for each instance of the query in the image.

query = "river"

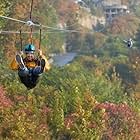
[51,52,77,67]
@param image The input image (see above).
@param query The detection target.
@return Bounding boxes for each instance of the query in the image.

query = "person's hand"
[16,51,23,56]
[38,49,43,57]
[19,51,24,56]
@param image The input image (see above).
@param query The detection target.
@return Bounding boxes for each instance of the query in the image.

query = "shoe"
[16,54,26,70]
[40,59,46,72]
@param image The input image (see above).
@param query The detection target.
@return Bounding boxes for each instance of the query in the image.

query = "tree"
[0,0,11,28]
[107,14,140,38]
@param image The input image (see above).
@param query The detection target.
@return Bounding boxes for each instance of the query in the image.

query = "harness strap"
[30,0,34,20]
[19,30,23,51]
[29,27,33,44]
[39,28,42,50]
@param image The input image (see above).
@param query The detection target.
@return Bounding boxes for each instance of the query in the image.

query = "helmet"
[24,44,35,53]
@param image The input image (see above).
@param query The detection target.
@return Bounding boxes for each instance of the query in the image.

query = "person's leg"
[32,59,46,75]
[32,66,42,75]
[18,69,38,89]
[16,54,30,76]
[18,69,29,77]
[16,54,26,69]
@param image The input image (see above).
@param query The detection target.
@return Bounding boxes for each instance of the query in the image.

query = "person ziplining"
[0,0,84,89]
[10,44,50,89]
[9,0,50,89]
[123,38,133,48]
[10,23,50,89]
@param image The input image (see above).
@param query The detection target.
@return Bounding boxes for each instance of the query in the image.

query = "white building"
[104,5,129,22]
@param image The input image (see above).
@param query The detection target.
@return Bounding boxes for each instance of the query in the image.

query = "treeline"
[0,58,140,139]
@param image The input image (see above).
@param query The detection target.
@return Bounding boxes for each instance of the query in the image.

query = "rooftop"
[104,5,128,10]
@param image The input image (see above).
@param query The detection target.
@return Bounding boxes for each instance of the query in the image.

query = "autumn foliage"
[0,0,140,139]
[107,14,140,37]
[0,86,13,109]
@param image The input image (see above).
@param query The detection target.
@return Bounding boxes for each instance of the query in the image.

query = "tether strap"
[30,27,33,44]
[19,30,23,51]
[30,0,34,20]
[39,28,42,50]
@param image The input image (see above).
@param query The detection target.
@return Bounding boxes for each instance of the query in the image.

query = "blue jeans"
[18,66,42,77]
[18,67,41,89]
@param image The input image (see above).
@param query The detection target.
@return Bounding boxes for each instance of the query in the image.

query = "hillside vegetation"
[0,0,140,139]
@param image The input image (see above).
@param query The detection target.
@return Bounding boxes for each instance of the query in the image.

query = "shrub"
[95,102,140,139]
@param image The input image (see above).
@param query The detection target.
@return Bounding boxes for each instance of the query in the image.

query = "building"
[92,0,121,7]
[104,5,129,22]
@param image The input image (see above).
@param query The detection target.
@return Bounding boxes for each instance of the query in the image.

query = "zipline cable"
[0,15,83,32]
[0,29,94,34]
[0,15,27,24]
[0,30,38,34]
